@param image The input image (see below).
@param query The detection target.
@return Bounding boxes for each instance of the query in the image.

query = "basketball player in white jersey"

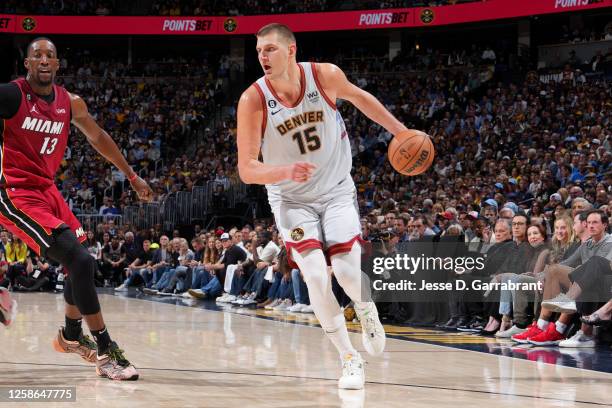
[237,23,409,389]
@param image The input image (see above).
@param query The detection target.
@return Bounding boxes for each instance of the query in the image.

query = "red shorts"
[0,185,85,256]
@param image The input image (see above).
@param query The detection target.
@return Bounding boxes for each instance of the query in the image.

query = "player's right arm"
[237,86,315,185]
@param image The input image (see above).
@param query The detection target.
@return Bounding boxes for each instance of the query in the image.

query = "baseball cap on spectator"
[502,156,510,161]
[508,178,517,185]
[549,193,562,202]
[215,228,224,236]
[503,202,519,214]
[548,145,556,150]
[440,211,454,220]
[495,183,504,189]
[467,211,480,220]
[592,139,601,145]
[220,233,230,241]
[483,199,498,208]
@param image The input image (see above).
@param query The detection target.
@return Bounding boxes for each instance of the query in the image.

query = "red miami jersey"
[1,78,71,189]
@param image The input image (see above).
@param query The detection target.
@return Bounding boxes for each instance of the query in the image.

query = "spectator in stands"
[233,231,281,306]
[4,237,29,289]
[147,235,172,288]
[512,209,612,345]
[115,239,153,291]
[102,235,127,285]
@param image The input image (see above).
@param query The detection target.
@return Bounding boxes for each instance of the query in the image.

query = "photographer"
[16,255,55,292]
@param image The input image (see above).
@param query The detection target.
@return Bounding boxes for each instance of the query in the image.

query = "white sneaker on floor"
[265,299,282,310]
[495,325,526,338]
[559,330,596,348]
[300,305,314,313]
[288,303,306,313]
[355,302,386,356]
[541,293,577,314]
[338,352,365,390]
[231,295,246,305]
[182,290,196,298]
[241,296,257,306]
[114,284,128,292]
[273,299,292,311]
[215,293,231,303]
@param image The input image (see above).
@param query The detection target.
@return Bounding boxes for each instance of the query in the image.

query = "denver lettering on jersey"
[21,117,64,135]
[276,111,324,136]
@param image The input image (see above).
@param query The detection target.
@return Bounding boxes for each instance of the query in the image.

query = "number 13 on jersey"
[40,137,58,155]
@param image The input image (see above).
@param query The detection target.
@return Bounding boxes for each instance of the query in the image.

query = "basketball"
[388,129,435,176]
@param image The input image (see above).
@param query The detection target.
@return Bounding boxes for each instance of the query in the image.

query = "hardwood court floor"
[1,292,610,408]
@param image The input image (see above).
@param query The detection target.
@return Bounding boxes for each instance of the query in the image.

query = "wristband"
[128,173,138,182]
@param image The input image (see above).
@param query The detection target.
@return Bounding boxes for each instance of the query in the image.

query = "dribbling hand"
[287,162,316,183]
[130,176,154,202]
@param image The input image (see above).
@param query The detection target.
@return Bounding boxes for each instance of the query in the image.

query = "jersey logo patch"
[290,227,305,241]
[30,104,39,114]
[268,100,278,108]
[307,91,319,102]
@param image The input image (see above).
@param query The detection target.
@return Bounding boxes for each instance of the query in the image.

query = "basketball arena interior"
[0,1,611,407]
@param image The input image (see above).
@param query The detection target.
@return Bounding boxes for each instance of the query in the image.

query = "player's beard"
[36,72,55,86]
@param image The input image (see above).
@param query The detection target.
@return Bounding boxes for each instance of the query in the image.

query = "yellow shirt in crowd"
[5,242,28,263]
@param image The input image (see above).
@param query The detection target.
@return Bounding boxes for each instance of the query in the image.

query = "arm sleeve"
[0,83,21,119]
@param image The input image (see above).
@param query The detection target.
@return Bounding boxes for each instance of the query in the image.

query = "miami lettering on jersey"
[276,110,324,136]
[21,117,65,135]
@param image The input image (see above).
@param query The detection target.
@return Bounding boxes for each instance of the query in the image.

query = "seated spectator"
[101,235,126,286]
[4,237,29,289]
[512,209,612,346]
[495,213,580,338]
[115,239,153,291]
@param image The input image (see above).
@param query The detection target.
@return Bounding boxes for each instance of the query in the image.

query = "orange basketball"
[388,130,435,176]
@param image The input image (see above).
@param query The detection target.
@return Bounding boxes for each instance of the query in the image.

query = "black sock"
[64,317,83,341]
[91,327,112,355]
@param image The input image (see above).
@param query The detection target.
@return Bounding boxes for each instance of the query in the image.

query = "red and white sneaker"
[0,287,17,327]
[528,322,566,346]
[511,322,542,344]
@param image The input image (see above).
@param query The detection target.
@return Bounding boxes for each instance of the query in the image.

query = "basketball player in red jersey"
[237,24,409,389]
[0,38,153,380]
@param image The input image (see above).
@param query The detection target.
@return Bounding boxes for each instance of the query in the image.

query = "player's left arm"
[315,63,407,136]
[69,93,153,202]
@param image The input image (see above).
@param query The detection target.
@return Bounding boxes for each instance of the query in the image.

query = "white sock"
[555,320,567,334]
[537,318,549,331]
[325,314,358,357]
[292,248,357,357]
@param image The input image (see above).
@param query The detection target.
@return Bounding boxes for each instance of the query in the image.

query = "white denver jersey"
[254,62,353,204]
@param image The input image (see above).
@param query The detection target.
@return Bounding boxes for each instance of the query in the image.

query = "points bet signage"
[0,0,608,35]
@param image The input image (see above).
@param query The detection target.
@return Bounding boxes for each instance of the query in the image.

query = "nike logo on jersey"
[271,108,284,115]
[21,117,65,135]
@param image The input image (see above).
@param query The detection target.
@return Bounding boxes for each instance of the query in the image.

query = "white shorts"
[270,185,362,262]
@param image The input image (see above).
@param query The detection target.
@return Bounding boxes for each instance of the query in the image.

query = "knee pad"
[48,228,100,315]
[63,276,75,305]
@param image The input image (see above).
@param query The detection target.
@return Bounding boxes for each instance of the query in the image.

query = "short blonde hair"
[256,23,296,44]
